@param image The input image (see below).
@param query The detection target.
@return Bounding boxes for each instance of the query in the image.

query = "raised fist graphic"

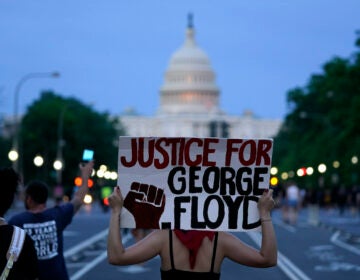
[123,182,166,229]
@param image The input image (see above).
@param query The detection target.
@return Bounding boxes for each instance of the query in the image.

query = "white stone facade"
[119,16,282,139]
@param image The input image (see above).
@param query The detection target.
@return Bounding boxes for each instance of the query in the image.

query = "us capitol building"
[119,16,282,139]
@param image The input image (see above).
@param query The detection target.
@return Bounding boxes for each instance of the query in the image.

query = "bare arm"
[107,186,163,265]
[71,160,94,213]
[222,189,277,267]
[257,189,277,266]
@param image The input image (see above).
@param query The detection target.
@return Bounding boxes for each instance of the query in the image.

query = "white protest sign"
[117,136,273,232]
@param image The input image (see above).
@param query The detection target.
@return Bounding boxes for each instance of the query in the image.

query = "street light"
[33,155,44,167]
[9,71,60,172]
[55,105,68,186]
[55,103,76,187]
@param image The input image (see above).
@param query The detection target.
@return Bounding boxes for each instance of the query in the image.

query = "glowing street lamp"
[8,150,19,162]
[306,167,314,175]
[270,166,278,175]
[33,155,44,167]
[332,161,340,168]
[318,163,327,174]
[351,155,358,164]
[281,172,289,180]
[53,159,63,171]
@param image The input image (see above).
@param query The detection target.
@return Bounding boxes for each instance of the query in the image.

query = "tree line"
[0,91,124,194]
[273,32,360,189]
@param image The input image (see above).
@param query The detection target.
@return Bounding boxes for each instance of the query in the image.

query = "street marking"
[314,261,360,271]
[247,232,311,280]
[305,245,341,262]
[64,229,108,258]
[70,251,107,280]
[305,244,360,272]
[67,231,132,280]
[331,231,360,256]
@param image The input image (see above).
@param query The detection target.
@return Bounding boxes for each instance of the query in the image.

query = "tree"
[19,91,125,193]
[273,33,360,188]
[0,135,12,167]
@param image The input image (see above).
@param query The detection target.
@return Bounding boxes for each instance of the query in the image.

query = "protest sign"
[117,136,273,231]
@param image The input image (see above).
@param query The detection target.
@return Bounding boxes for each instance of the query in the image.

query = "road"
[63,204,360,280]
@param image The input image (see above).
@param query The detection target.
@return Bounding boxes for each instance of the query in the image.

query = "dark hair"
[0,167,20,216]
[25,180,49,204]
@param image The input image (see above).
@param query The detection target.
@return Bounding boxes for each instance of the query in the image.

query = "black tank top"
[160,230,220,280]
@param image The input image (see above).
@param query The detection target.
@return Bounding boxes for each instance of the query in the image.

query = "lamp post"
[9,71,60,173]
[54,105,69,186]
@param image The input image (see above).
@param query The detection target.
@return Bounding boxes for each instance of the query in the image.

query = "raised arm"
[107,186,163,265]
[107,186,125,264]
[257,189,277,266]
[71,160,94,213]
[221,189,277,267]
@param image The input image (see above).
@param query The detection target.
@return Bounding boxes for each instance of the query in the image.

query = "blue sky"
[0,0,359,120]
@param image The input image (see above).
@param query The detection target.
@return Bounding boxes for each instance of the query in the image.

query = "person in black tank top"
[161,230,220,280]
[107,187,277,279]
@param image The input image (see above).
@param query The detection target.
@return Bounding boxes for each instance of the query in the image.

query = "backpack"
[0,226,26,280]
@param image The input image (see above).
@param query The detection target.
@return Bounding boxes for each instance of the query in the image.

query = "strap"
[169,230,175,269]
[210,232,218,272]
[0,226,26,280]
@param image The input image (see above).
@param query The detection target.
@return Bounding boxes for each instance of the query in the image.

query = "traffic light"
[101,186,112,202]
[270,176,279,186]
[100,186,112,211]
[103,197,109,206]
[74,177,94,188]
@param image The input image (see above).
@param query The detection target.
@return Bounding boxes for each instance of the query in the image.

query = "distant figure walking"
[285,181,300,225]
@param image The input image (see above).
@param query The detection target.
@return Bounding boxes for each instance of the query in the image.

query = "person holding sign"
[107,186,277,279]
[117,137,276,231]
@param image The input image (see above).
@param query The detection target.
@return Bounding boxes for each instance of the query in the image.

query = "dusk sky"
[1,0,359,120]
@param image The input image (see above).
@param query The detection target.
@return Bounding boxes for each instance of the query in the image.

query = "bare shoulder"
[218,231,237,242]
[148,229,168,240]
[218,232,247,251]
[142,230,169,254]
[142,230,168,245]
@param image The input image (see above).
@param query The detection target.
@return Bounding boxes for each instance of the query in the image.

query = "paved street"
[59,203,360,280]
[5,201,360,279]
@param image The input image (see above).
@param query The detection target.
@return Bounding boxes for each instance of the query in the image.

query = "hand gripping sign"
[118,136,273,232]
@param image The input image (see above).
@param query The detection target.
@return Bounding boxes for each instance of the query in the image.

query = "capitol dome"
[158,14,220,115]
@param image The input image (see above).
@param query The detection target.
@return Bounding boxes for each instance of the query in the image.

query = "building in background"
[120,15,281,139]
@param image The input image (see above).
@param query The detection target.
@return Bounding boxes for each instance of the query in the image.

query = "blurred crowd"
[273,181,360,225]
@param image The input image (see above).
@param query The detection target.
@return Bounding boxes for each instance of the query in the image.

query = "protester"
[279,184,289,223]
[337,185,348,216]
[307,188,320,225]
[0,167,39,280]
[9,160,94,280]
[285,180,301,225]
[349,185,360,217]
[107,186,277,279]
